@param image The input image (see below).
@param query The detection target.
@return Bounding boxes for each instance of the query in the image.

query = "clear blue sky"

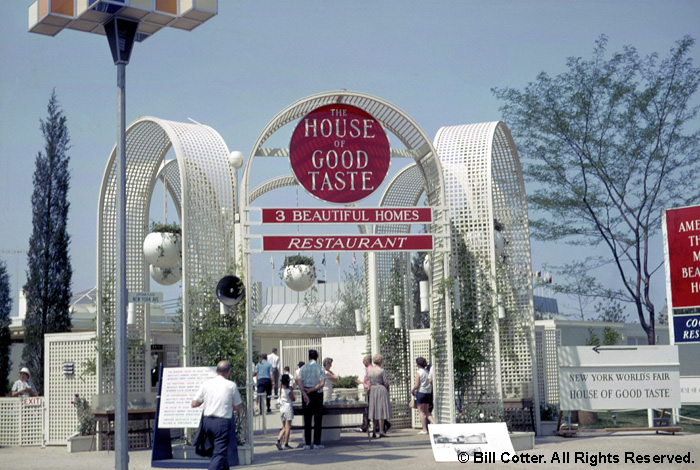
[1,1,699,318]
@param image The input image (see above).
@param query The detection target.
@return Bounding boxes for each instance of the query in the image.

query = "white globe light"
[229,151,244,169]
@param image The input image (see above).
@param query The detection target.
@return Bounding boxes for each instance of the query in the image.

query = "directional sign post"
[558,345,681,411]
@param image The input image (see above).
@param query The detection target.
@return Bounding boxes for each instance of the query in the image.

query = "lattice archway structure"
[434,121,539,430]
[240,90,455,429]
[96,116,236,393]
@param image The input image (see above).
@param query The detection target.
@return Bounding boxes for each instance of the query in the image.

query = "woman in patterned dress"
[367,354,391,438]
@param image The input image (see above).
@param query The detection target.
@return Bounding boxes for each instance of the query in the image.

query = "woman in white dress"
[322,357,339,401]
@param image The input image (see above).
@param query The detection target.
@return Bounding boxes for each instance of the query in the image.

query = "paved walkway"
[1,429,699,469]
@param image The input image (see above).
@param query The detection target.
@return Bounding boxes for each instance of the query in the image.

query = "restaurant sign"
[263,234,433,252]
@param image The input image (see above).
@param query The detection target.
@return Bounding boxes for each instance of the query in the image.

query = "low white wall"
[321,335,367,380]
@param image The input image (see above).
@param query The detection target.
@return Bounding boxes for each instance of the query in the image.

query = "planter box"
[509,432,535,451]
[539,420,558,436]
[238,444,252,465]
[67,434,94,453]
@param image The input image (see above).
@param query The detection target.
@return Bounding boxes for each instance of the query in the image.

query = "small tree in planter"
[143,221,182,270]
[281,254,316,292]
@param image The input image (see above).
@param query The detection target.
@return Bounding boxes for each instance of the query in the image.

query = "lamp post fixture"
[28,3,217,469]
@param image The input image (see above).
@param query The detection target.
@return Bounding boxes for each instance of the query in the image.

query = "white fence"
[0,397,44,446]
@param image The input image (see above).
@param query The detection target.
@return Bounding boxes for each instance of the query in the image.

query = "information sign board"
[157,366,216,429]
[558,345,680,410]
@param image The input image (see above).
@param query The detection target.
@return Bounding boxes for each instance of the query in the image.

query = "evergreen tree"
[0,260,12,394]
[22,91,73,394]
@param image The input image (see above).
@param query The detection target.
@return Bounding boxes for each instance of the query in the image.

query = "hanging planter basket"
[143,223,182,269]
[282,255,316,292]
[150,263,182,286]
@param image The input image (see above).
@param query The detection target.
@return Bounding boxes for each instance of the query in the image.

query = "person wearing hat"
[11,367,37,398]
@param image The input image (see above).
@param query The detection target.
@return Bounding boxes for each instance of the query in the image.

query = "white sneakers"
[304,444,325,450]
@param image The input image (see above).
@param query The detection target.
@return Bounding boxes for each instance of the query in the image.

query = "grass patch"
[576,406,700,433]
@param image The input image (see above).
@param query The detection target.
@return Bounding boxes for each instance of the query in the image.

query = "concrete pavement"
[1,429,699,469]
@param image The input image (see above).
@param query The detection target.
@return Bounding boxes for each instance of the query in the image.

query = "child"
[276,374,295,450]
[283,366,293,388]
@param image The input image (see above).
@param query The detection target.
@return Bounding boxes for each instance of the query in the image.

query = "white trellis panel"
[535,322,561,408]
[408,328,432,428]
[434,122,539,430]
[0,397,44,446]
[45,332,97,445]
[97,117,237,398]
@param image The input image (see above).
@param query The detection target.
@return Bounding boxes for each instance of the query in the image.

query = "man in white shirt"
[191,361,243,470]
[268,347,280,398]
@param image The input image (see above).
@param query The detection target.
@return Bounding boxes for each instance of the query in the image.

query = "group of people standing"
[190,350,436,469]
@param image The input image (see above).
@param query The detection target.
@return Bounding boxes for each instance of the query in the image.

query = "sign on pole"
[128,291,163,303]
[663,204,700,344]
[558,345,681,410]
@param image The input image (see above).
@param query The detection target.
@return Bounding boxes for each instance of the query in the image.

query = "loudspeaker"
[216,275,245,306]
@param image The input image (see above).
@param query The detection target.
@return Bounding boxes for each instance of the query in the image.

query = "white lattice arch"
[434,122,539,429]
[241,90,455,426]
[97,116,236,392]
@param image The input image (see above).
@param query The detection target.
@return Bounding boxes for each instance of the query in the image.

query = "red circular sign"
[290,104,390,204]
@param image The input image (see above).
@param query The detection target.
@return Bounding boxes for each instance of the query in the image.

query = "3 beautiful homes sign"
[261,103,433,252]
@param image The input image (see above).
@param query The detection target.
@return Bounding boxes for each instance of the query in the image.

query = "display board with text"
[157,366,216,429]
[558,346,680,410]
[663,204,700,343]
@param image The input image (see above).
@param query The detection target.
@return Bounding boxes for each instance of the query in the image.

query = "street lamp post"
[28,2,218,469]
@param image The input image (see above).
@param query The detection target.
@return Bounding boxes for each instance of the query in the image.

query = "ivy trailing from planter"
[149,221,181,235]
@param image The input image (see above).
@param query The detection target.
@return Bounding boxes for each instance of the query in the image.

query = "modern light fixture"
[419,280,430,313]
[27,4,218,469]
[393,305,402,329]
[355,308,364,333]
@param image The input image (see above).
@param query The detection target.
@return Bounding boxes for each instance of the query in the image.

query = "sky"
[1,0,699,319]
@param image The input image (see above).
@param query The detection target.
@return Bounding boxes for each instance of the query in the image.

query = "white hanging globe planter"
[143,232,182,269]
[283,265,316,292]
[150,263,182,286]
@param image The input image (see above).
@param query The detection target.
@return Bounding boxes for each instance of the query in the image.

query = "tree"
[22,91,73,394]
[493,36,700,345]
[0,260,12,393]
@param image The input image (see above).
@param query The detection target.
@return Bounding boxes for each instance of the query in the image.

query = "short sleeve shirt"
[255,360,272,379]
[299,360,325,390]
[193,375,243,419]
[12,379,36,398]
[268,353,280,371]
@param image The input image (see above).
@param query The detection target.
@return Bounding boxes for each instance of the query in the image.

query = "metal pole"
[115,61,129,470]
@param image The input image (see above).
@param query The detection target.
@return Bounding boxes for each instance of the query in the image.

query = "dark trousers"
[202,416,232,470]
[257,378,272,412]
[302,391,323,445]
